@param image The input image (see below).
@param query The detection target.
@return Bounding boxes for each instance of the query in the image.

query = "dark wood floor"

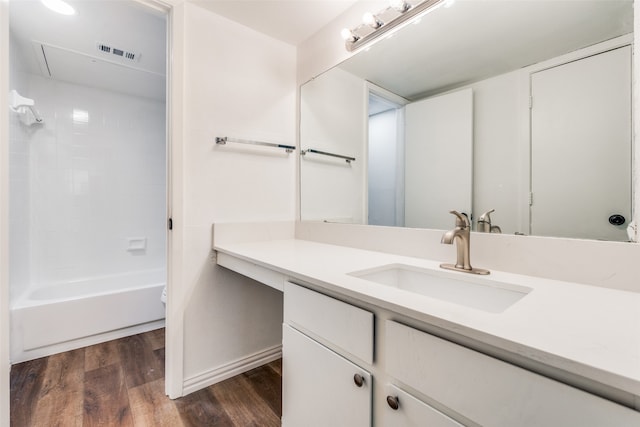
[10,328,282,426]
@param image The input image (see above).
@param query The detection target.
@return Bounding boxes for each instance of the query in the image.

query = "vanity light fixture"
[342,0,444,52]
[41,0,76,15]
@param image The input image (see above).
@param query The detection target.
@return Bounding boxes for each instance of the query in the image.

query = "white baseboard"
[11,319,165,364]
[182,344,282,396]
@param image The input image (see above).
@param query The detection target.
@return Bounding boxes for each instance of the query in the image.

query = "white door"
[282,325,372,427]
[530,46,631,241]
[404,88,473,229]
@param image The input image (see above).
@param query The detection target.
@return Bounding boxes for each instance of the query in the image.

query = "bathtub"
[10,269,166,363]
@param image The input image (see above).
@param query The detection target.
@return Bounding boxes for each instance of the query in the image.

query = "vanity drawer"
[386,320,640,427]
[284,282,373,364]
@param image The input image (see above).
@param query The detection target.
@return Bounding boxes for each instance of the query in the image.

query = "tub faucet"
[440,210,490,275]
[477,209,502,233]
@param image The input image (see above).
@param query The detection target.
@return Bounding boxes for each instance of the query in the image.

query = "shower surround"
[9,71,167,362]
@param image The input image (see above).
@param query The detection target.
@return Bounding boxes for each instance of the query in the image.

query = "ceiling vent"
[96,42,140,62]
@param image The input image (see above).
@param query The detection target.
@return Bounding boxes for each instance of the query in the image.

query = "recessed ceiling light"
[41,0,76,16]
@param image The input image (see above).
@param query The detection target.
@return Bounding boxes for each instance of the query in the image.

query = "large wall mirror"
[300,0,634,242]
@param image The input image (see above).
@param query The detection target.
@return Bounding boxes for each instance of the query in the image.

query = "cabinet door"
[384,384,464,427]
[282,325,372,427]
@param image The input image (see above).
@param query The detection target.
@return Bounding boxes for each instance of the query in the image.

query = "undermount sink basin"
[348,264,531,313]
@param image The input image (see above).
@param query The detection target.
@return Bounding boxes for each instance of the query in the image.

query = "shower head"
[9,90,44,124]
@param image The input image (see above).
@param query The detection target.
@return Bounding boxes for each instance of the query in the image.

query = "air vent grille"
[96,42,139,62]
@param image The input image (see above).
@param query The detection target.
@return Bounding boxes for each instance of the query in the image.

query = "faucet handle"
[449,210,470,228]
[478,209,495,222]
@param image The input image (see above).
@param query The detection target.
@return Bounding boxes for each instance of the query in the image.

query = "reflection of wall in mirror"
[404,88,473,230]
[368,108,404,227]
[300,67,366,223]
[468,69,524,235]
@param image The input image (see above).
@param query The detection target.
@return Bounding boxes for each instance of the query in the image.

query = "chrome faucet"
[440,210,490,275]
[477,209,502,233]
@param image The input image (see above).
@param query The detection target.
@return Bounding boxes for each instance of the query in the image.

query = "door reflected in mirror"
[299,0,634,242]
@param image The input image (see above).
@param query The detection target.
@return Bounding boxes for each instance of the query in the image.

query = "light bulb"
[362,12,383,29]
[41,0,76,15]
[390,0,410,12]
[340,28,358,42]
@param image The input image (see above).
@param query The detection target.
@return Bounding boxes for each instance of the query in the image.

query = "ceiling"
[10,0,167,100]
[193,0,358,46]
[9,0,355,100]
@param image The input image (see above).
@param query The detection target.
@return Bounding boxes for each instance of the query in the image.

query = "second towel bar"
[301,148,356,163]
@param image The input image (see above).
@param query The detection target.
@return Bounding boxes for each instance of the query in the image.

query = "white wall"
[8,73,166,301]
[168,2,296,396]
[300,67,366,223]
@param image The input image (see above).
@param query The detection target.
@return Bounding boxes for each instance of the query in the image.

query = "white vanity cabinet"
[281,282,640,427]
[386,320,640,427]
[282,282,374,427]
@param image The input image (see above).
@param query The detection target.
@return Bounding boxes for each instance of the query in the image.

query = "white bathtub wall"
[11,73,166,291]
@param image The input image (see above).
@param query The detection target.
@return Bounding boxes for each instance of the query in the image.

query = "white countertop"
[214,238,640,399]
